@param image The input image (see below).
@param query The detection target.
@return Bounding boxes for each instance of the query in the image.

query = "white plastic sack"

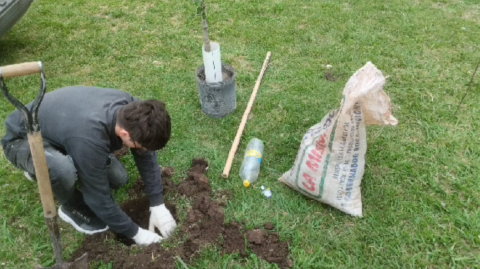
[279,62,398,217]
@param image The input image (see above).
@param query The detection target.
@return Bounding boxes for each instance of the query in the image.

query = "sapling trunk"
[199,0,211,52]
[195,0,223,83]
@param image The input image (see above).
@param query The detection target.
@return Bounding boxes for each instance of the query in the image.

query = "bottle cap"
[243,180,251,188]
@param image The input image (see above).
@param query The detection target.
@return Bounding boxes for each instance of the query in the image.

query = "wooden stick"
[222,52,272,178]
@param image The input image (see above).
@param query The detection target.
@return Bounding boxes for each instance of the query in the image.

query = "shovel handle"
[28,133,56,219]
[0,62,47,133]
[0,62,42,79]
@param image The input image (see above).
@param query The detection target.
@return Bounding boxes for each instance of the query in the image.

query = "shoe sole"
[58,206,109,235]
[23,171,35,182]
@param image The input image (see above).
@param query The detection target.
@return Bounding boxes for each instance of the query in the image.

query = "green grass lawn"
[1,0,479,268]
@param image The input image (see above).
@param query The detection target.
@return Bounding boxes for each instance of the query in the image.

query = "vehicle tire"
[0,0,34,39]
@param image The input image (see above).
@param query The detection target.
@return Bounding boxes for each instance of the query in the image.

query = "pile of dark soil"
[69,159,292,268]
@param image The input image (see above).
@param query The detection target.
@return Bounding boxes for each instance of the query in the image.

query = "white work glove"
[132,227,163,246]
[149,204,177,238]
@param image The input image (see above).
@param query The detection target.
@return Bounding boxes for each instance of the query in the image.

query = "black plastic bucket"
[196,62,236,118]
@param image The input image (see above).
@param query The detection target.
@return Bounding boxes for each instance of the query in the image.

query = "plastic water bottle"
[239,138,264,188]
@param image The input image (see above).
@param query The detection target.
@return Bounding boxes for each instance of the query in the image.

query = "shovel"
[0,62,88,269]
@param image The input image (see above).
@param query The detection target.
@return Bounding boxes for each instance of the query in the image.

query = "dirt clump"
[161,166,175,178]
[69,158,292,268]
[247,229,267,244]
[264,222,275,230]
[325,71,337,81]
[113,146,130,158]
[222,223,247,256]
[178,159,211,197]
[247,230,293,268]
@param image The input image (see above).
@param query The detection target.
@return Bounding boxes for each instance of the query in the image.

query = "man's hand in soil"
[149,204,177,238]
[133,228,163,246]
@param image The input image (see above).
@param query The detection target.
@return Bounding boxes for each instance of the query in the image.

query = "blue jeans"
[3,139,128,207]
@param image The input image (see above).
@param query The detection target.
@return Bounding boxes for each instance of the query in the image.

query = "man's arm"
[131,149,176,238]
[131,149,164,206]
[66,138,140,238]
